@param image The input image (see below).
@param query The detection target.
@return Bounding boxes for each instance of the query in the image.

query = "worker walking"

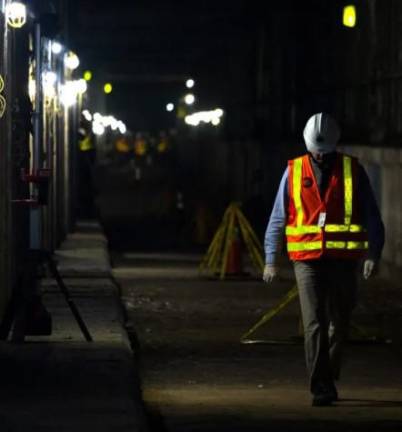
[263,113,385,406]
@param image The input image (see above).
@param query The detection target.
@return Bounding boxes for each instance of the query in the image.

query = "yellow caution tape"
[241,285,380,344]
[350,322,377,341]
[240,285,299,341]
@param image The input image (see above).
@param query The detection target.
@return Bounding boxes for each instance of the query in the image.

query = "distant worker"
[78,128,94,153]
[134,132,147,157]
[263,113,385,406]
[115,136,130,154]
[157,131,169,153]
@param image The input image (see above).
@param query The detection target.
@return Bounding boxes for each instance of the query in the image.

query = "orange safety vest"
[286,153,368,261]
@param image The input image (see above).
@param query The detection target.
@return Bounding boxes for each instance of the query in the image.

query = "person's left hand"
[363,259,377,280]
[263,264,278,283]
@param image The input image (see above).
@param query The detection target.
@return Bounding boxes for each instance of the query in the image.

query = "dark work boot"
[312,383,338,406]
[312,393,334,406]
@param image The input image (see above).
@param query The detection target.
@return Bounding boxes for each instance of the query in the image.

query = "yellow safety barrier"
[199,202,264,280]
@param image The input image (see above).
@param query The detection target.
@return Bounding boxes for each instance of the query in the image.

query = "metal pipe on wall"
[0,1,14,322]
[29,22,42,250]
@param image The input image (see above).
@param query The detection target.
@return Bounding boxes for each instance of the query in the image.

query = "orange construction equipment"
[225,228,243,275]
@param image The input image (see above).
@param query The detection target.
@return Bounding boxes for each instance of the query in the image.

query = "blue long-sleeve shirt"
[264,161,385,264]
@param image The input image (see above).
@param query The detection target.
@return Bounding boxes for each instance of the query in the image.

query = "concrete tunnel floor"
[112,252,402,432]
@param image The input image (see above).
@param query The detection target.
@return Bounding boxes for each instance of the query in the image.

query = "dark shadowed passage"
[113,253,402,432]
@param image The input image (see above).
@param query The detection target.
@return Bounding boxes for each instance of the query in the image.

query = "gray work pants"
[293,259,358,396]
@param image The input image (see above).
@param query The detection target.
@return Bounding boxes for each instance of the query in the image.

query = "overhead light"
[65,52,80,70]
[92,122,105,136]
[185,116,199,127]
[100,116,111,127]
[185,108,224,127]
[104,83,113,94]
[110,117,119,130]
[5,2,27,28]
[84,110,127,135]
[343,5,357,28]
[93,112,102,122]
[83,70,92,81]
[166,103,175,112]
[186,79,195,89]
[184,93,195,105]
[51,42,63,55]
[82,110,92,121]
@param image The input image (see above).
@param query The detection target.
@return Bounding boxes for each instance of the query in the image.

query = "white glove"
[263,264,278,283]
[363,259,376,280]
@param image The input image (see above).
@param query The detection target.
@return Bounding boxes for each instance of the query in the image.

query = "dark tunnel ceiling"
[68,0,260,130]
[69,0,252,79]
[67,1,333,131]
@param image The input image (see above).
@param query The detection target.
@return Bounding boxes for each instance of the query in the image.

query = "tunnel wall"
[342,145,402,283]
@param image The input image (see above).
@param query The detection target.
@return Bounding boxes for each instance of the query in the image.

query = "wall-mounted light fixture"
[104,83,113,94]
[51,41,63,55]
[60,82,77,107]
[64,52,80,70]
[343,5,357,28]
[184,93,195,105]
[60,80,87,107]
[186,79,195,89]
[83,70,92,81]
[5,2,27,28]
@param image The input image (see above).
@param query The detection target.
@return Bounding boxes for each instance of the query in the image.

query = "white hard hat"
[303,113,340,154]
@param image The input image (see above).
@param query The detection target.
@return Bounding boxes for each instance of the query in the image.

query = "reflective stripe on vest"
[287,241,368,252]
[286,155,365,236]
[293,157,304,227]
[343,156,352,226]
[326,241,368,250]
[286,224,364,235]
[287,241,322,252]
